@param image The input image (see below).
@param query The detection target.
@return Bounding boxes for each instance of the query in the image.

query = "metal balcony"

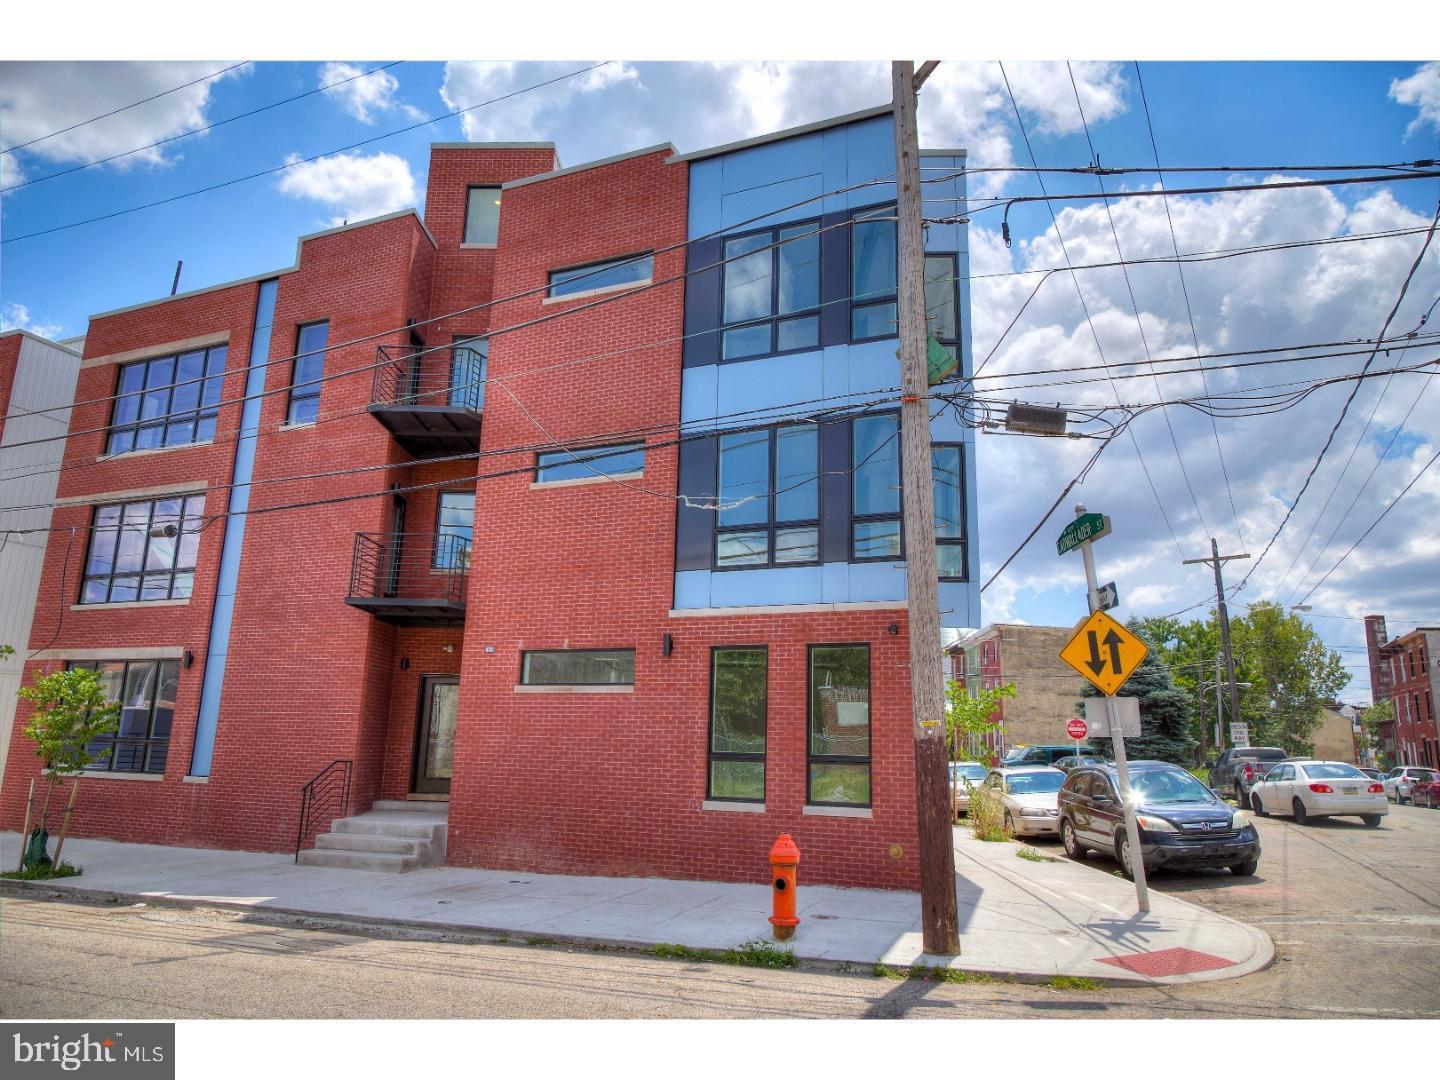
[345,532,470,626]
[368,343,485,455]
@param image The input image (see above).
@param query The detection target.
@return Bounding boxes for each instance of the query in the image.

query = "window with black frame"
[287,320,329,425]
[535,442,645,484]
[520,649,635,686]
[548,254,654,299]
[932,442,967,580]
[808,644,871,806]
[715,425,820,568]
[850,204,897,340]
[720,222,821,361]
[449,335,487,409]
[106,345,227,455]
[708,647,767,801]
[852,413,901,560]
[80,495,204,604]
[925,252,960,361]
[70,659,178,774]
[434,491,474,570]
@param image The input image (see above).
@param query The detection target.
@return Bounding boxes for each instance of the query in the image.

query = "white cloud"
[0,61,250,172]
[319,62,425,125]
[1390,61,1440,137]
[276,150,417,227]
[439,61,640,145]
[1,302,64,340]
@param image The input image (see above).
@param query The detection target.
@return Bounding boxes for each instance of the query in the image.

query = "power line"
[921,159,1440,176]
[0,62,611,245]
[1,62,405,193]
[997,60,1186,560]
[1,62,250,156]
[1133,60,1245,552]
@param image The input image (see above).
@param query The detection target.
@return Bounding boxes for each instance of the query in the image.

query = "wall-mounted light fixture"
[183,649,195,668]
[662,633,674,657]
[887,624,900,636]
[400,657,410,670]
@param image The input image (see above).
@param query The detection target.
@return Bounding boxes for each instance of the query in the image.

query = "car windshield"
[1129,768,1212,804]
[1005,772,1063,794]
[1304,763,1366,780]
[950,764,987,781]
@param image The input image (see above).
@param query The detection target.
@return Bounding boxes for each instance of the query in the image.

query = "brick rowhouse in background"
[0,108,980,890]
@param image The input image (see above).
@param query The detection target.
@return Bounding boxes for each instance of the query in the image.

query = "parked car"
[976,767,1065,837]
[1052,755,1099,773]
[1002,744,1102,768]
[1383,766,1440,804]
[949,761,989,818]
[1249,760,1387,826]
[1210,746,1289,803]
[1412,772,1440,808]
[1358,767,1387,784]
[1058,760,1261,878]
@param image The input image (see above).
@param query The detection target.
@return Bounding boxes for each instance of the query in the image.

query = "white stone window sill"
[278,420,317,432]
[802,804,873,819]
[541,279,652,305]
[182,775,209,784]
[702,800,765,813]
[513,684,634,694]
[71,598,191,611]
[81,771,165,782]
[530,470,644,490]
[459,242,498,250]
[97,438,215,463]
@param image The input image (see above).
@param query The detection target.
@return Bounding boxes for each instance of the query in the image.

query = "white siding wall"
[0,334,80,781]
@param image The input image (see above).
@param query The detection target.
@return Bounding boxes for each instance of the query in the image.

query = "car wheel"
[1234,786,1245,804]
[1250,792,1268,817]
[1116,832,1136,881]
[1061,819,1087,860]
[1230,857,1259,876]
[1292,798,1310,825]
[1362,814,1384,828]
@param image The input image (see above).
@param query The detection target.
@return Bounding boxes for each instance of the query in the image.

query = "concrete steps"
[297,804,448,873]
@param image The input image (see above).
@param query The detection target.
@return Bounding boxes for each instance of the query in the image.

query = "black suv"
[1058,760,1261,879]
[1003,744,1102,767]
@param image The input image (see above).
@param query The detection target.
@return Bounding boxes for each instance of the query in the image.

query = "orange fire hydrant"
[768,833,801,941]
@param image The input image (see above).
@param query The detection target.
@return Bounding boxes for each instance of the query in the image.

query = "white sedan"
[977,766,1065,837]
[1248,760,1387,827]
[1383,766,1440,804]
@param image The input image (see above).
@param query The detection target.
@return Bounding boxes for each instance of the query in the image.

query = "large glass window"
[521,649,636,686]
[715,425,819,569]
[808,645,871,806]
[852,414,901,560]
[463,186,502,245]
[70,659,178,774]
[287,321,329,425]
[450,335,487,409]
[721,223,821,361]
[535,442,645,484]
[80,495,205,604]
[708,647,767,801]
[548,254,654,299]
[434,491,475,570]
[851,204,897,340]
[933,443,967,580]
[106,345,226,455]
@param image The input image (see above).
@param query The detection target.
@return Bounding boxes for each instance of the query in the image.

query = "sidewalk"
[0,829,1273,986]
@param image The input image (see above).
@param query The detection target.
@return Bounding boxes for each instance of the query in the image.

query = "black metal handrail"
[295,759,353,861]
[371,343,486,412]
[348,532,470,606]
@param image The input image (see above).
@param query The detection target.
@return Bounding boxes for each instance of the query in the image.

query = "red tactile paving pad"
[1096,947,1238,977]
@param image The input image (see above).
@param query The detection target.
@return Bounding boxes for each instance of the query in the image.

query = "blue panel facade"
[675,117,980,629]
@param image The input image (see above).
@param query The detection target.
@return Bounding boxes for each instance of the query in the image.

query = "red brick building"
[1365,615,1440,768]
[1,110,979,890]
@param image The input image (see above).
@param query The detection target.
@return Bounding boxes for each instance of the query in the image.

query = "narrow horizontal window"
[80,495,205,604]
[535,442,645,484]
[548,254,654,298]
[464,186,502,245]
[521,649,635,686]
[106,345,226,455]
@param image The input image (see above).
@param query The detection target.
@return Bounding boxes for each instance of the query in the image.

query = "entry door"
[412,676,458,795]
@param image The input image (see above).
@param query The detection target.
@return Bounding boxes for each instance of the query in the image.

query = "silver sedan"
[977,766,1065,837]
[1249,760,1387,827]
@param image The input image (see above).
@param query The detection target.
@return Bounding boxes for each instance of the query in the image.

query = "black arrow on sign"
[1102,629,1124,673]
[1084,631,1106,675]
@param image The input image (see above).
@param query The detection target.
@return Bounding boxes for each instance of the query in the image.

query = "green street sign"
[1056,512,1111,557]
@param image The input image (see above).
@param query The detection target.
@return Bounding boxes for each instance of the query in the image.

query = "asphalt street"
[1,804,1436,1019]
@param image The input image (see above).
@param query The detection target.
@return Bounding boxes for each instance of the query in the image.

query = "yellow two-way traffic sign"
[1060,610,1148,696]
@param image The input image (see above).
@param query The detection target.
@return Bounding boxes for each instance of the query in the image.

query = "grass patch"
[1016,847,1058,863]
[880,962,1005,984]
[652,940,796,969]
[1048,975,1103,991]
[1,861,81,881]
[872,962,906,980]
[653,942,722,962]
[523,936,557,947]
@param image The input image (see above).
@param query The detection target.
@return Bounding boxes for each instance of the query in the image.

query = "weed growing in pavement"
[653,943,722,962]
[1016,847,1059,863]
[901,963,1003,984]
[968,790,1012,843]
[1048,975,1103,991]
[523,936,557,947]
[872,963,905,979]
[1,861,81,881]
[721,940,797,968]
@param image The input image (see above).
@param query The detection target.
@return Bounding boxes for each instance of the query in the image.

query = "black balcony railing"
[345,532,470,625]
[368,344,486,454]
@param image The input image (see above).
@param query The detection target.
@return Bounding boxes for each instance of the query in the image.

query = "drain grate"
[1096,947,1237,977]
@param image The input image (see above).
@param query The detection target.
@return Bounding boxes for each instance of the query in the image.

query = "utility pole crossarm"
[913,61,941,90]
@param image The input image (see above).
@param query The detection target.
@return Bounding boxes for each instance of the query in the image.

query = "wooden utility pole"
[893,60,959,956]
[1183,539,1250,747]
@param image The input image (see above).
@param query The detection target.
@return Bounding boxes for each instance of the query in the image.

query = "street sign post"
[1056,512,1111,557]
[1229,722,1250,748]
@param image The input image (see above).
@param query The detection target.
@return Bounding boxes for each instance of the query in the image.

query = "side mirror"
[1092,791,1112,804]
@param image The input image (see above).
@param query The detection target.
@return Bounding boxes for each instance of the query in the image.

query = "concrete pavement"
[0,827,1272,986]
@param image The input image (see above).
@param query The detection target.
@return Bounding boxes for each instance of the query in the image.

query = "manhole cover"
[1096,947,1237,977]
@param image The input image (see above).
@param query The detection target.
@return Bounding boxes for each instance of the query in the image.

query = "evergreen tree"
[1079,623,1196,764]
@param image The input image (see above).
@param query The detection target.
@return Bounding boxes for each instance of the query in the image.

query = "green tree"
[944,680,1016,761]
[1080,622,1196,764]
[1230,602,1350,755]
[1359,700,1393,768]
[15,667,121,871]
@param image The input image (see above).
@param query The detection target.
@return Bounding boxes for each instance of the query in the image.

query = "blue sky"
[3,59,1438,697]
